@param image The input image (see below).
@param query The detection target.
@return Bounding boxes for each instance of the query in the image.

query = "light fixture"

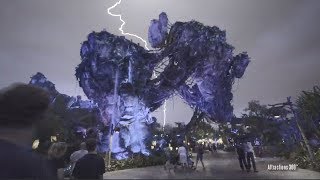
[32,139,39,149]
[152,141,157,146]
[50,136,57,142]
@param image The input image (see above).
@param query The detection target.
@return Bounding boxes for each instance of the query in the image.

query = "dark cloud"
[1,0,319,125]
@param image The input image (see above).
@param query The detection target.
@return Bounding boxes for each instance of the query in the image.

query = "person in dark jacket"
[0,84,54,179]
[195,143,205,170]
[212,143,217,152]
[244,141,258,172]
[235,141,247,172]
[47,142,68,179]
[72,138,105,179]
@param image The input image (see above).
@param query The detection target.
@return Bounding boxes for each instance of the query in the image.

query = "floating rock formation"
[76,12,250,158]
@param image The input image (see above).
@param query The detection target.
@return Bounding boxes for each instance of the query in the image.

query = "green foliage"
[297,86,320,119]
[290,147,320,172]
[244,100,269,118]
[313,149,320,171]
[296,86,320,138]
[242,100,286,146]
[150,121,162,137]
[33,94,99,143]
[293,149,311,169]
[275,144,298,159]
[106,153,166,171]
[188,120,215,140]
[291,147,320,171]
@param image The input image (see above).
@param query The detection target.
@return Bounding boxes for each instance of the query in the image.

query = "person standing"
[244,141,258,172]
[212,143,217,152]
[0,84,54,179]
[195,143,205,170]
[208,143,213,154]
[163,144,174,171]
[177,143,188,169]
[48,142,68,179]
[70,142,88,174]
[235,142,247,172]
[72,138,106,179]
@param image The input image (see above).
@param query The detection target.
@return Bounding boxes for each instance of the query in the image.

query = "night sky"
[0,0,319,125]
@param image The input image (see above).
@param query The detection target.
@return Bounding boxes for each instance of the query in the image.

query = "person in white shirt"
[70,142,88,173]
[177,144,188,169]
[244,141,258,172]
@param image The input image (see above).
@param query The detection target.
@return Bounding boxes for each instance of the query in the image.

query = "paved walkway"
[103,151,320,179]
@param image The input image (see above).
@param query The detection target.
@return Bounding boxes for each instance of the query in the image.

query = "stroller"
[171,153,195,170]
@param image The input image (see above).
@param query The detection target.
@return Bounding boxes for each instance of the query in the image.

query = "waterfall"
[112,68,119,127]
[128,59,132,83]
[111,132,123,153]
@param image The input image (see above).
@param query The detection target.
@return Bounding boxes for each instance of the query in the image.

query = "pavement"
[103,150,320,179]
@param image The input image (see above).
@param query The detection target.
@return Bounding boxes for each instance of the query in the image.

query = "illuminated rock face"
[76,30,157,157]
[119,94,153,155]
[29,72,97,110]
[76,12,250,158]
[148,12,168,48]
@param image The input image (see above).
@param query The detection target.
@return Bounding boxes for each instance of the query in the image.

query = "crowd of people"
[162,138,259,174]
[163,142,208,172]
[0,84,105,179]
[0,83,260,179]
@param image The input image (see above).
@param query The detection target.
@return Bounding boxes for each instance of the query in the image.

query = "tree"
[267,97,316,162]
[244,100,269,118]
[33,93,99,144]
[297,86,320,138]
[186,107,205,131]
[185,118,215,142]
[242,100,285,146]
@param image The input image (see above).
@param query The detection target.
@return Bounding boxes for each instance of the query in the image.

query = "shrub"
[293,149,311,169]
[106,153,166,171]
[291,147,320,172]
[311,148,320,171]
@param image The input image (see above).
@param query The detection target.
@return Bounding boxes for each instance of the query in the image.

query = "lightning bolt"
[107,0,149,50]
[107,0,167,130]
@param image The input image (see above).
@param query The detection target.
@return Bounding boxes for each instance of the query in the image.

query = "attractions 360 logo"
[267,164,298,171]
